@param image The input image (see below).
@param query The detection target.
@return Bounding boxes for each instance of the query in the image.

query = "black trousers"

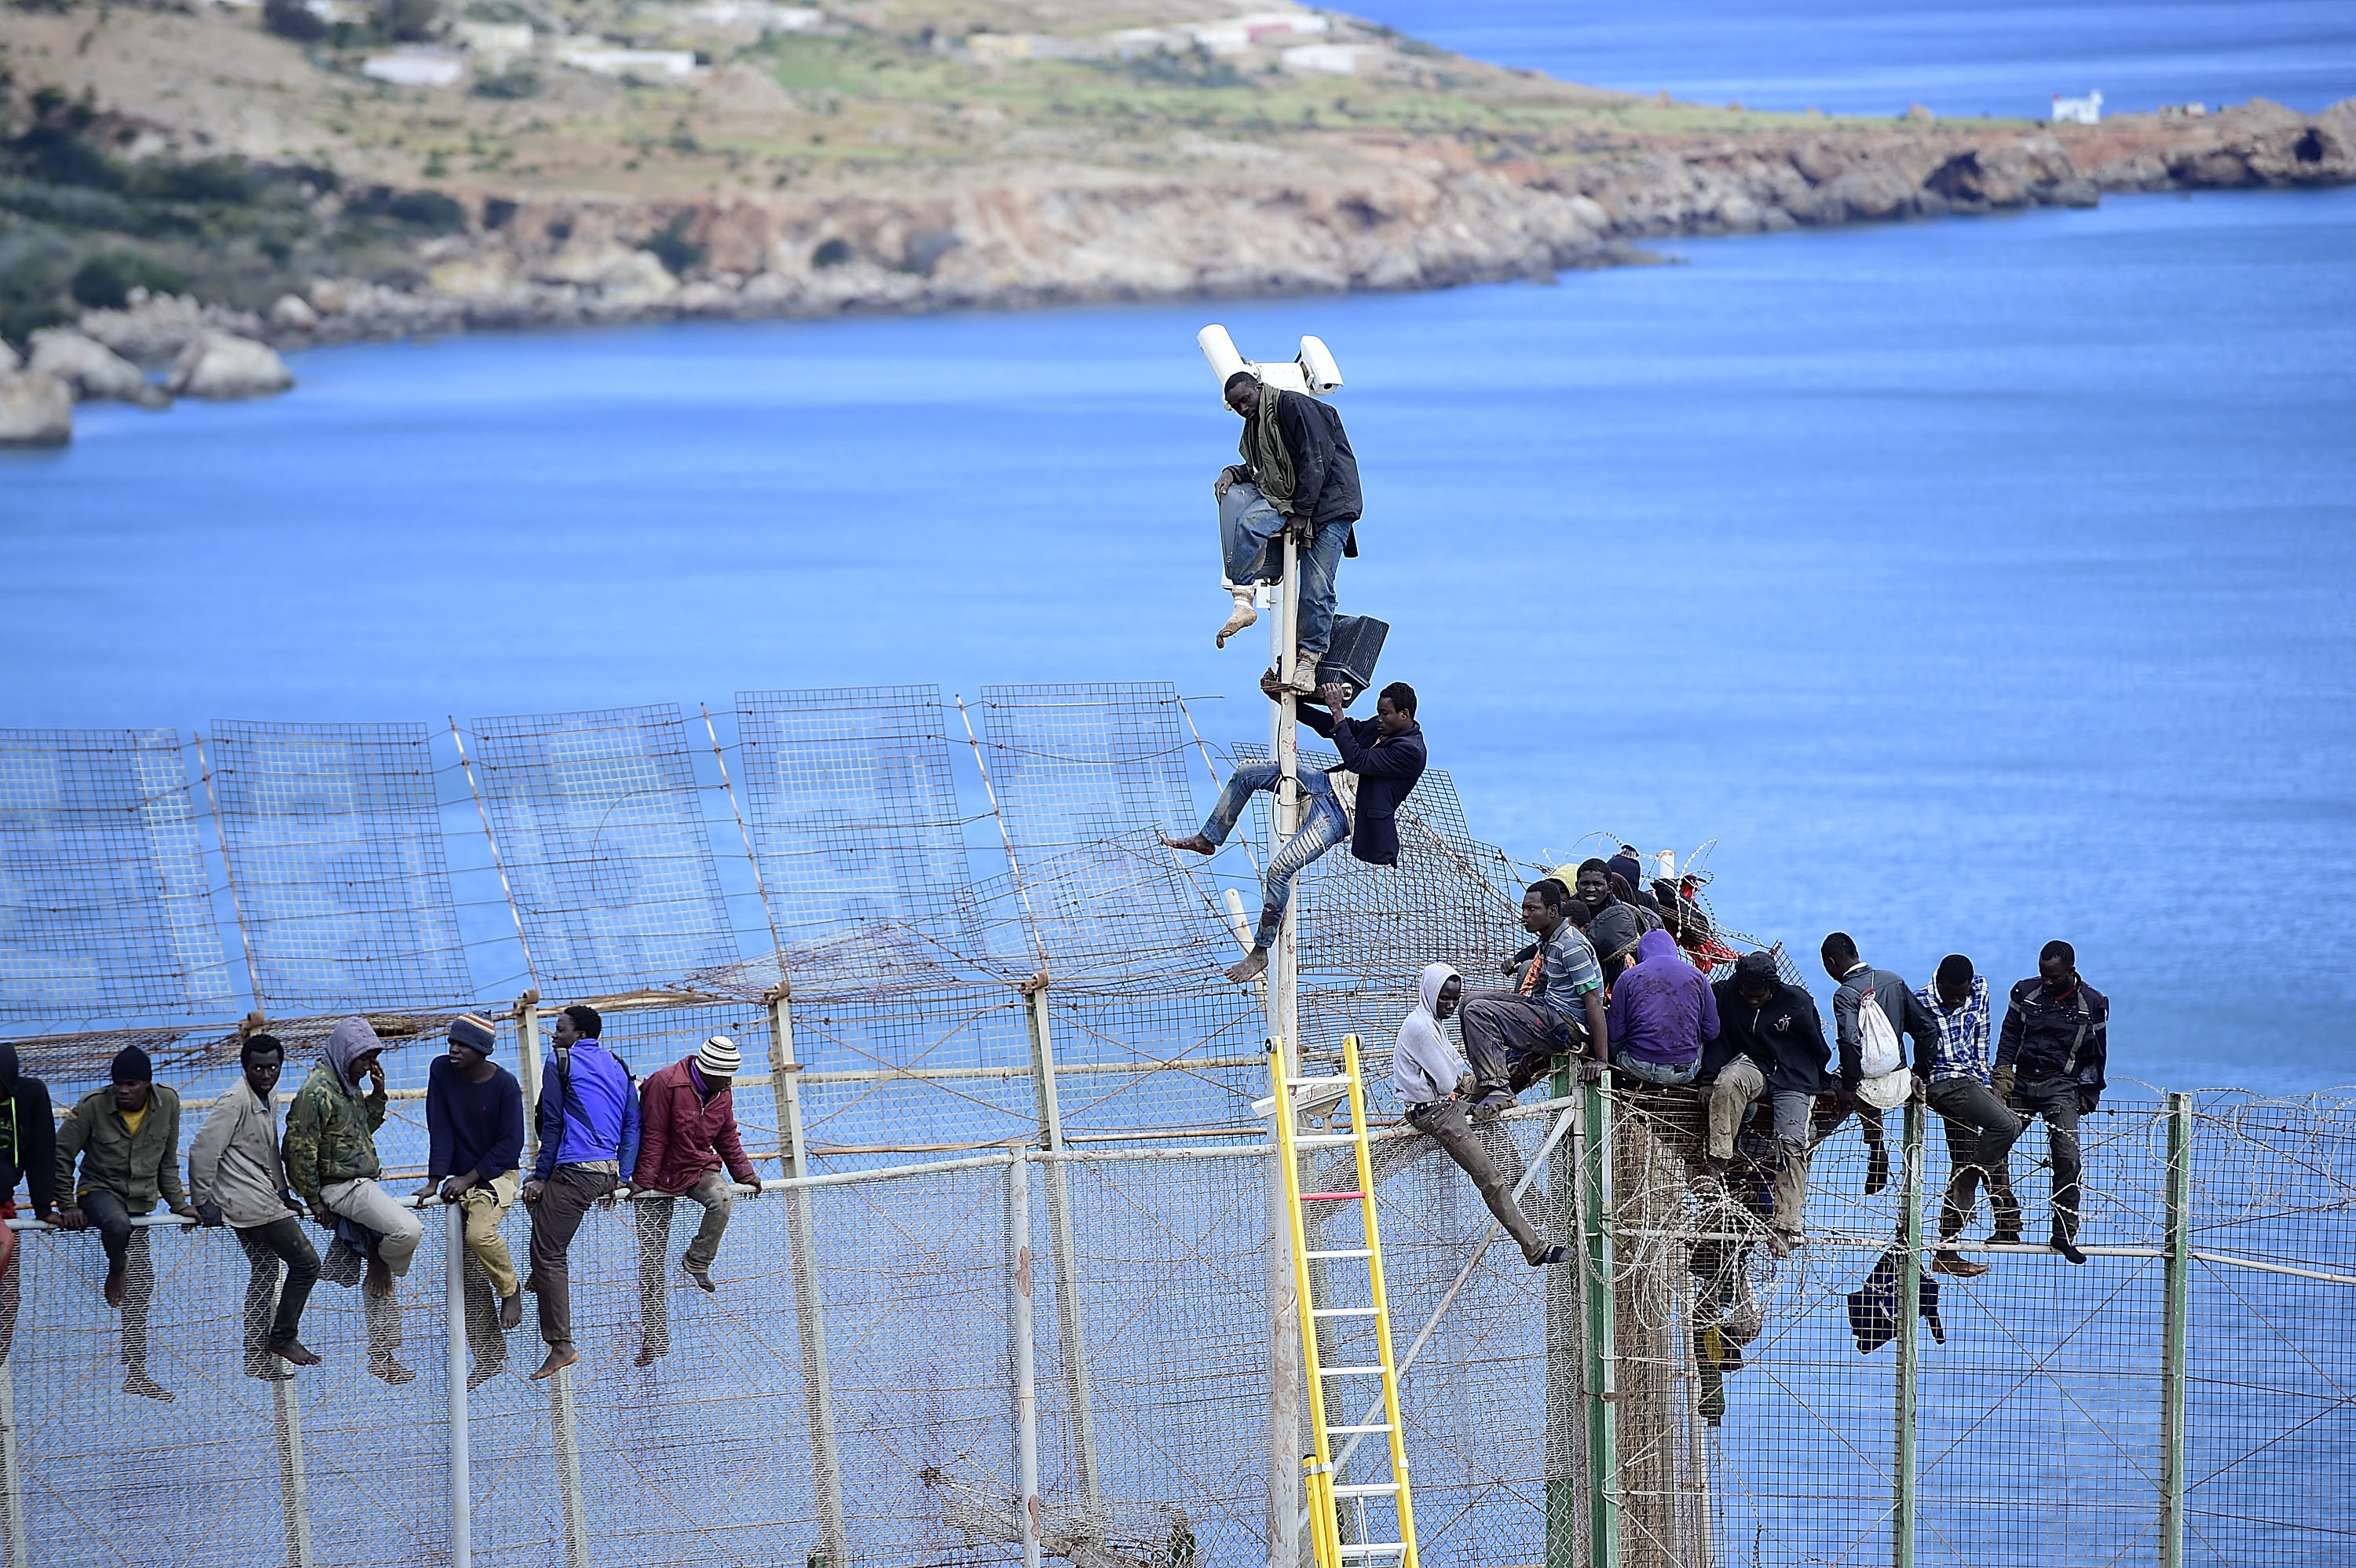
[237,1215,321,1352]
[529,1165,617,1349]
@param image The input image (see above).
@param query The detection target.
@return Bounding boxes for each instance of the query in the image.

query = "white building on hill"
[2051,90,2103,125]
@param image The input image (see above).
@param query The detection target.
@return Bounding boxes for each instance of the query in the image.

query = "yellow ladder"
[1271,1033,1420,1568]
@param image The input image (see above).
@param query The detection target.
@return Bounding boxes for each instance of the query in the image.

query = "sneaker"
[368,1354,418,1387]
[2051,1228,2087,1266]
[122,1372,174,1402]
[1527,1245,1569,1268]
[684,1256,717,1294]
[1286,653,1320,695]
[1930,1250,1989,1279]
[1469,1094,1513,1126]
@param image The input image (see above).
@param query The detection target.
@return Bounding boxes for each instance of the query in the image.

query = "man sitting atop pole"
[1209,368,1362,678]
[1163,680,1426,984]
[53,1047,196,1400]
[523,1003,640,1380]
[189,1031,323,1376]
[1458,879,1611,1120]
[415,1013,527,1385]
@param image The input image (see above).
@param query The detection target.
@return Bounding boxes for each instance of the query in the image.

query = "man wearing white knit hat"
[630,1034,761,1365]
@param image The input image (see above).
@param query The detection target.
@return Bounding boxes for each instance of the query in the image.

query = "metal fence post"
[514,995,543,1166]
[1267,531,1304,1568]
[775,990,848,1568]
[1895,1098,1924,1568]
[1020,981,1104,1535]
[550,1365,591,1568]
[1543,1058,1581,1568]
[1580,1077,1620,1568]
[1010,1150,1043,1568]
[2160,1092,2193,1568]
[446,1204,473,1568]
[0,1321,26,1568]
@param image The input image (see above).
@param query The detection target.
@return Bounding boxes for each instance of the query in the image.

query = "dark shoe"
[684,1255,717,1293]
[2051,1228,2087,1266]
[122,1371,174,1402]
[1526,1245,1569,1268]
[368,1354,417,1386]
[529,1344,578,1381]
[634,1343,663,1368]
[1469,1094,1513,1126]
[269,1337,322,1368]
[498,1291,525,1332]
[466,1359,504,1391]
[1864,1143,1890,1196]
[1930,1249,1989,1279]
[1991,1225,2024,1246]
[103,1271,126,1309]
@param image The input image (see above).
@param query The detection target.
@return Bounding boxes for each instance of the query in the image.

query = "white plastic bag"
[1856,988,1903,1079]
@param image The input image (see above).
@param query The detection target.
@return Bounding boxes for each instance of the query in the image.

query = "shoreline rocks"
[0,371,74,447]
[28,331,168,408]
[166,333,294,400]
[58,99,2356,365]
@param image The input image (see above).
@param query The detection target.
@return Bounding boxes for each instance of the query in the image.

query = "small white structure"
[1281,43,1371,76]
[362,49,467,87]
[556,41,701,78]
[2051,90,2103,125]
[688,2,822,32]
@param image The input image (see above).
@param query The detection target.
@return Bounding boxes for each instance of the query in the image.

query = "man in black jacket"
[0,1044,57,1364]
[1701,954,1830,1254]
[1212,371,1363,689]
[1995,940,2109,1265]
[1165,680,1425,983]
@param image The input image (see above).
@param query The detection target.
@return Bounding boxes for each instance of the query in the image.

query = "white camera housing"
[1198,325,1345,400]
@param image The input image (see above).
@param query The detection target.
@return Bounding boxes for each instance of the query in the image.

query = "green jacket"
[56,1086,187,1216]
[282,1062,386,1201]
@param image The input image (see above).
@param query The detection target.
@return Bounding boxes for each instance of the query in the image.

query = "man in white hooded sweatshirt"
[1387,962,1564,1268]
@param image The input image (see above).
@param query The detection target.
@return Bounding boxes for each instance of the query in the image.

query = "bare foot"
[1160,833,1216,856]
[1225,947,1270,984]
[103,1271,125,1309]
[529,1344,578,1381]
[364,1257,393,1299]
[499,1291,524,1332]
[269,1338,322,1368]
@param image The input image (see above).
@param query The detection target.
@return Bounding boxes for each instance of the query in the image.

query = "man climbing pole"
[1209,367,1362,682]
[1163,680,1425,984]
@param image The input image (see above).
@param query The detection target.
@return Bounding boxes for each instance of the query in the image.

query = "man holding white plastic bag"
[1820,934,1941,1197]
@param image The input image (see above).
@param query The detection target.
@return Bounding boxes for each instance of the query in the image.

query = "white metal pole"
[1011,1151,1043,1568]
[1267,527,1304,1568]
[446,1203,473,1568]
[772,988,849,1568]
[271,1373,314,1568]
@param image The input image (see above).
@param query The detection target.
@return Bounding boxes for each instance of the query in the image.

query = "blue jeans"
[1612,1048,1700,1087]
[1218,482,1350,659]
[1199,762,1351,948]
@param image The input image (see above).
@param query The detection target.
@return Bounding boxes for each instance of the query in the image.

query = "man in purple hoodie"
[1608,930,1720,1087]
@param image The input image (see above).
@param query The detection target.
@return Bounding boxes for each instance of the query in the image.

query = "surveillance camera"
[1197,324,1344,400]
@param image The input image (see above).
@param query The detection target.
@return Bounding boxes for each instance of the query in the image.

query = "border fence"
[1,687,2350,1567]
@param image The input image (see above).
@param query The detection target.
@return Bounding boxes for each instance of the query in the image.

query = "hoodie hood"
[0,1044,18,1091]
[322,1016,383,1091]
[1415,961,1458,1018]
[1635,928,1680,967]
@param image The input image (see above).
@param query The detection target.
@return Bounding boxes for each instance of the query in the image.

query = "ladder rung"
[1294,1133,1360,1147]
[1312,1307,1380,1318]
[1316,1365,1386,1376]
[1329,1423,1393,1435]
[1337,1544,1407,1557]
[1289,1075,1352,1087]
[1332,1483,1401,1497]
[1305,1248,1371,1260]
[1301,1190,1364,1202]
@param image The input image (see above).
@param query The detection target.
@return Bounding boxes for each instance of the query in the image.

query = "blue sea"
[5,24,2354,1098]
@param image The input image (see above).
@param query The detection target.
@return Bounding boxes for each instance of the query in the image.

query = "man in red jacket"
[631,1034,760,1365]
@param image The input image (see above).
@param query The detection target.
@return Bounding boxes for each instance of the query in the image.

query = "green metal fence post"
[2160,1092,2193,1568]
[1581,1075,1620,1568]
[1894,1097,1923,1568]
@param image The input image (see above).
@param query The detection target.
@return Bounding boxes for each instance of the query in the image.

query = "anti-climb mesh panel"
[0,729,230,1024]
[733,686,976,954]
[971,685,1227,985]
[465,706,736,1000]
[207,721,471,1013]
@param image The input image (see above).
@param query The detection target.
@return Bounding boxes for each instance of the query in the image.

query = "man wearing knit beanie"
[416,1014,527,1385]
[54,1044,196,1400]
[629,1034,760,1365]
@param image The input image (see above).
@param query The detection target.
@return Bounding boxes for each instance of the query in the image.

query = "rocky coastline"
[12,97,2354,437]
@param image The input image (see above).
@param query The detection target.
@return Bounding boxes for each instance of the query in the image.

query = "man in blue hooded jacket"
[523,1003,640,1380]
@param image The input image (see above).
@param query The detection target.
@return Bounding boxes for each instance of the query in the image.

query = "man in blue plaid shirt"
[1918,955,2024,1278]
